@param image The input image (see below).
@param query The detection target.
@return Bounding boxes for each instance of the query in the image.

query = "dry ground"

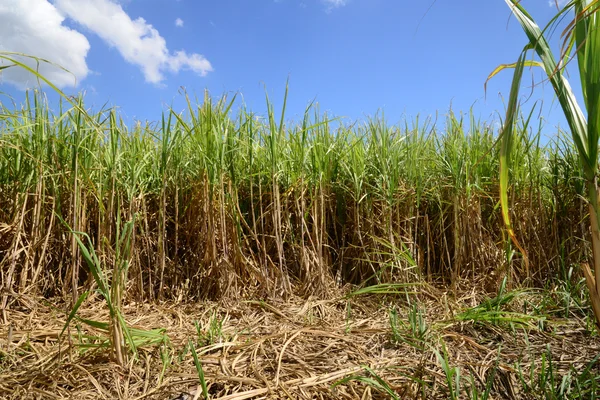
[1,283,599,399]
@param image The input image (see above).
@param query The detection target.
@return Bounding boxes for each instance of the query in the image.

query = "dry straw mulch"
[1,286,599,399]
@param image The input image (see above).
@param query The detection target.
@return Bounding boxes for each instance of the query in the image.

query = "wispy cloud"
[175,17,184,27]
[322,0,347,11]
[0,0,90,88]
[548,0,569,8]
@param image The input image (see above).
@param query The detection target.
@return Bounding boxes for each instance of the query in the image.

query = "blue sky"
[0,0,580,134]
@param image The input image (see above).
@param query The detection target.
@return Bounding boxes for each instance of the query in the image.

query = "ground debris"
[1,288,599,399]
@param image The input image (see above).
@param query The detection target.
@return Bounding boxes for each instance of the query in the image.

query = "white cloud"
[167,51,212,74]
[0,0,90,88]
[175,18,184,27]
[0,0,211,89]
[54,0,212,84]
[323,0,347,10]
[548,0,569,7]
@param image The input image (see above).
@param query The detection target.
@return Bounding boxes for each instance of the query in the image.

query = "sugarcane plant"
[489,0,600,326]
[0,52,158,364]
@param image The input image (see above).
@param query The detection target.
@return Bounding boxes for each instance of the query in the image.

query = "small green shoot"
[332,366,399,399]
[434,341,461,400]
[189,339,209,399]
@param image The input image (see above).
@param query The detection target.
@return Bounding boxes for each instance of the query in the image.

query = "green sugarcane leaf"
[497,50,530,273]
[485,60,543,90]
[60,291,89,338]
[505,0,589,171]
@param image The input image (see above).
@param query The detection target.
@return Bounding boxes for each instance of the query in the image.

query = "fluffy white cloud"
[0,0,90,88]
[0,0,211,89]
[54,0,212,84]
[175,18,184,27]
